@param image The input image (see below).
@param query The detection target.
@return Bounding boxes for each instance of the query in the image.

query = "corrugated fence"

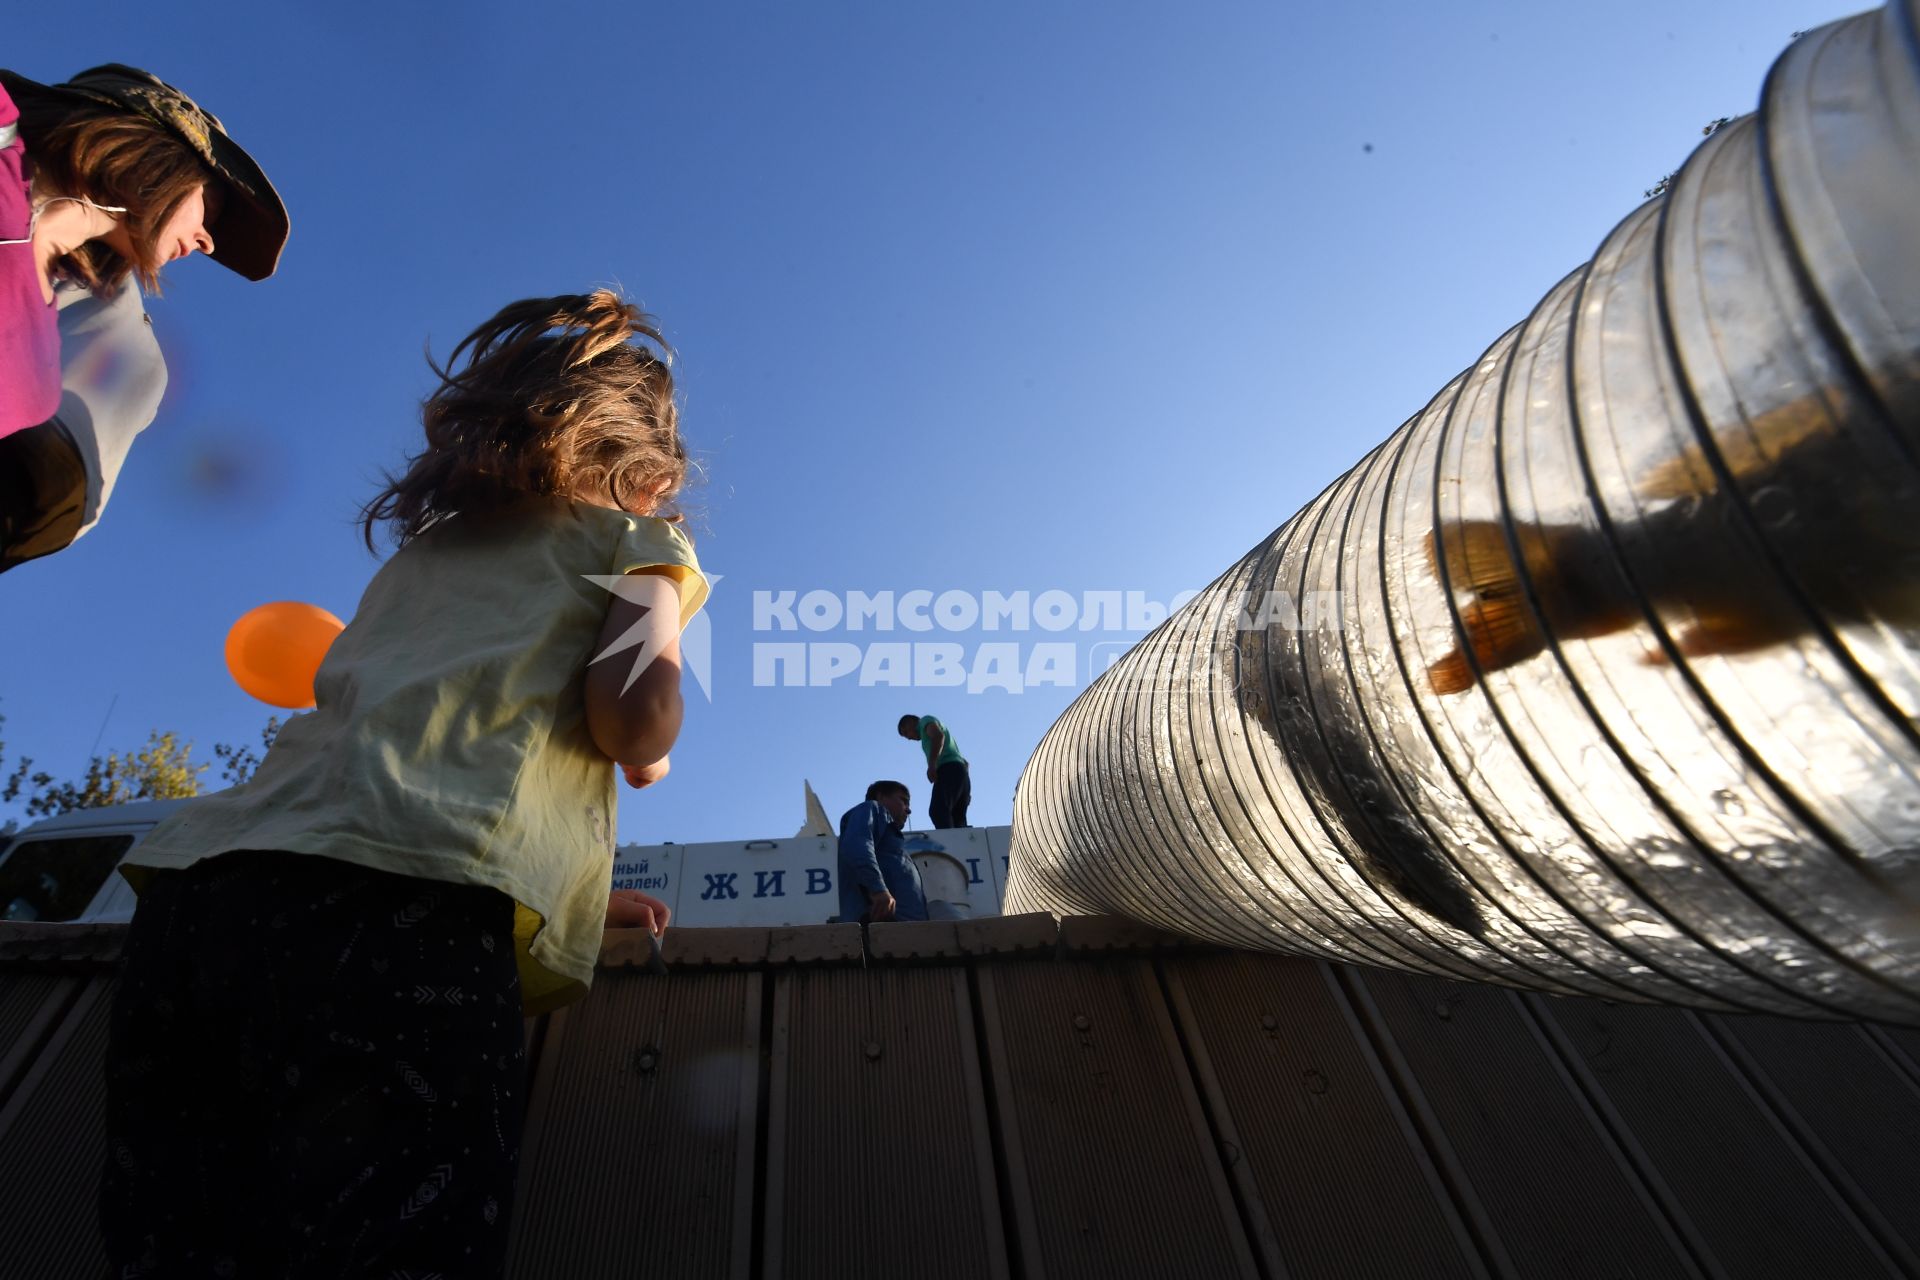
[4,918,1920,1279]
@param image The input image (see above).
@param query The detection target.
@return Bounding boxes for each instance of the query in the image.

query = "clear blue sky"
[1,0,1840,843]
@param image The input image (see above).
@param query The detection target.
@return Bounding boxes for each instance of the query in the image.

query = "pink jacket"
[1,84,61,438]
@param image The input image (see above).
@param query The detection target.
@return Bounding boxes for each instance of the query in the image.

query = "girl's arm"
[623,757,670,789]
[584,567,685,769]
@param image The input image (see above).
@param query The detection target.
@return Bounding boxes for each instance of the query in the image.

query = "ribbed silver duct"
[1007,0,1920,1024]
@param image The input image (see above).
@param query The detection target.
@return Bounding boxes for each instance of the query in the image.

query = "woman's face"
[154,184,217,265]
[107,183,218,269]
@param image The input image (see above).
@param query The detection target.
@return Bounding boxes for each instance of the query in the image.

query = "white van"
[0,799,192,924]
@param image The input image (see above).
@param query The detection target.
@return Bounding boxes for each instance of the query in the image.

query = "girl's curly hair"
[361,290,689,551]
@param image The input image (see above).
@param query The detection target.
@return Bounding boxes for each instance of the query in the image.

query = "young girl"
[101,290,706,1278]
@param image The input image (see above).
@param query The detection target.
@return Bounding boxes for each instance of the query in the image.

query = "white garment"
[53,280,168,537]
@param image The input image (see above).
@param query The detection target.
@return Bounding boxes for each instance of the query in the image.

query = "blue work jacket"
[836,801,927,923]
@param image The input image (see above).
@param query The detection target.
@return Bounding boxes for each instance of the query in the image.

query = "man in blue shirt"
[836,780,927,923]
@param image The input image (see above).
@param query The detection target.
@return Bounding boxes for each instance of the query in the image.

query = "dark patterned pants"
[102,850,526,1279]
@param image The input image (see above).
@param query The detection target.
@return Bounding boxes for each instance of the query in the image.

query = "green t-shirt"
[125,498,708,1015]
[917,715,966,768]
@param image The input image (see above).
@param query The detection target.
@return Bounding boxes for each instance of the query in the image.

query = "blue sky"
[1,0,1838,843]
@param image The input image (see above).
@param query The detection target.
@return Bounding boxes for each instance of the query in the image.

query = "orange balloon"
[224,601,345,709]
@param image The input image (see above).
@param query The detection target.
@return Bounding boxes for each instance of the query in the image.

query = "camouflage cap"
[0,63,288,281]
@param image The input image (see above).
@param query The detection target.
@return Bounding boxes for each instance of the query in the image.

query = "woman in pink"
[0,64,286,566]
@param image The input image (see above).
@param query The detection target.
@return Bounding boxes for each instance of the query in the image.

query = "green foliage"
[1,716,282,821]
[213,716,282,787]
[0,709,11,839]
[6,731,208,818]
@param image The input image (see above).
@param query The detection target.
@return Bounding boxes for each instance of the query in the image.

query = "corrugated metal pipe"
[1007,0,1920,1024]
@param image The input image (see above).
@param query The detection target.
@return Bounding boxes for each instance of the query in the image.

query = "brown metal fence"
[4,917,1920,1279]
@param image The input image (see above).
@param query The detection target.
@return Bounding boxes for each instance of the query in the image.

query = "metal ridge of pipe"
[1007,0,1920,1024]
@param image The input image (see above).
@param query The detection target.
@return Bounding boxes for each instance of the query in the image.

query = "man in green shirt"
[897,713,971,829]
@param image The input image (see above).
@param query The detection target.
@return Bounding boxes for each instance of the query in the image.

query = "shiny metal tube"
[1007,0,1920,1023]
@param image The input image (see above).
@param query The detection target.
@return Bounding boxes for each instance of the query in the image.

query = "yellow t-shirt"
[124,498,708,1015]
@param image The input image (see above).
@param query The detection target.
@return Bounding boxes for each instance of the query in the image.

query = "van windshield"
[0,835,135,922]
